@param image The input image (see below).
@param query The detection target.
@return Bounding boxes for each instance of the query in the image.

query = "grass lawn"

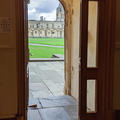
[29,38,64,46]
[29,45,64,58]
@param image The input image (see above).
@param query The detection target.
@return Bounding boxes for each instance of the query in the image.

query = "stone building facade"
[28,4,64,38]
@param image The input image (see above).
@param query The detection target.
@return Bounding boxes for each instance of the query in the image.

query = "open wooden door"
[79,0,98,119]
[79,0,115,119]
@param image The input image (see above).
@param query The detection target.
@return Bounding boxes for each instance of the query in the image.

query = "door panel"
[87,79,97,113]
[79,0,99,119]
[87,1,98,68]
[79,0,116,119]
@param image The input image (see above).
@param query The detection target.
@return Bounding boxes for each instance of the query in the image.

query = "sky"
[28,0,59,21]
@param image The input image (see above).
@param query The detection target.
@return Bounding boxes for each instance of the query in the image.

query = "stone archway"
[16,0,81,119]
[59,0,73,95]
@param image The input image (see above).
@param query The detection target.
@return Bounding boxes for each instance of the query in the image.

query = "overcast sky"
[28,0,59,20]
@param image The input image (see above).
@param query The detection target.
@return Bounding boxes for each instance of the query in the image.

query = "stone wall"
[28,21,64,38]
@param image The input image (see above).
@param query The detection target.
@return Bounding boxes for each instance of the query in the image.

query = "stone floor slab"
[28,96,78,120]
[28,110,42,120]
[32,90,53,98]
[29,62,65,98]
[39,107,71,120]
[39,95,78,108]
[63,105,78,120]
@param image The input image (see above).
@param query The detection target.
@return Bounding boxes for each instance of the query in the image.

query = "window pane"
[87,80,97,113]
[87,1,98,67]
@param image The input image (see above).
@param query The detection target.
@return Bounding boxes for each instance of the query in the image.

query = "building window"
[40,25,43,28]
[48,32,50,34]
[52,31,55,34]
[31,32,33,36]
[37,24,39,28]
[60,31,62,37]
[34,24,37,28]
[35,31,37,34]
[52,24,54,28]
[46,24,49,28]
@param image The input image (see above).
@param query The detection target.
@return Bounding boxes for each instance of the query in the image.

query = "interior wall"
[87,2,98,68]
[61,0,81,100]
[70,1,98,100]
[62,0,73,95]
[113,0,120,110]
[0,0,17,119]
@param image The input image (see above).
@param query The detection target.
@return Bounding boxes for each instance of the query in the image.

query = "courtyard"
[29,61,65,98]
[29,38,64,58]
[28,61,78,120]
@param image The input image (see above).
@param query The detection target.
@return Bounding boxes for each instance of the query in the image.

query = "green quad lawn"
[29,45,64,58]
[29,38,64,46]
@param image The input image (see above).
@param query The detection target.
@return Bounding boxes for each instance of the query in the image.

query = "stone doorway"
[28,0,65,100]
[27,0,78,119]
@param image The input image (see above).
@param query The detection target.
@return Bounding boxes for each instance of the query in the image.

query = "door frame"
[16,0,26,118]
[15,0,116,119]
[15,0,74,119]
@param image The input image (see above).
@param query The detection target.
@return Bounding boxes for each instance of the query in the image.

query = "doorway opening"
[27,0,78,119]
[28,1,65,98]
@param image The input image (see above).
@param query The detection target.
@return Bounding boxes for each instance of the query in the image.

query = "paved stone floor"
[28,62,78,120]
[29,61,65,98]
[28,95,78,120]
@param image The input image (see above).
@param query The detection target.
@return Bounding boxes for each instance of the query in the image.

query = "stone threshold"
[29,58,64,62]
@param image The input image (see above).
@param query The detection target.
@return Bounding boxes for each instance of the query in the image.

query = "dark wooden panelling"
[0,118,16,120]
[79,0,116,119]
[115,111,120,120]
